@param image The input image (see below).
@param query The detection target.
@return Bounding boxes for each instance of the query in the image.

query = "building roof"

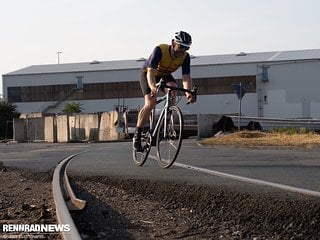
[191,49,320,66]
[4,49,320,76]
[4,59,145,76]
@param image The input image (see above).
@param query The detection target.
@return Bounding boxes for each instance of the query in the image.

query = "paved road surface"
[1,140,319,194]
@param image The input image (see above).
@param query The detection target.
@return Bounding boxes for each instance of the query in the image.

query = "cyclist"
[133,31,195,152]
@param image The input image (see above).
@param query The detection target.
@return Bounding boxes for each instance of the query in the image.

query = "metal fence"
[228,115,320,131]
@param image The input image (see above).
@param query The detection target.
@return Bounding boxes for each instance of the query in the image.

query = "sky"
[1,0,320,96]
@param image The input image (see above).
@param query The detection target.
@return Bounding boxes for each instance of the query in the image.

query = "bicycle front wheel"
[156,105,183,168]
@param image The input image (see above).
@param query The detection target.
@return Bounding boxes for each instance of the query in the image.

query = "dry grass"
[200,130,320,148]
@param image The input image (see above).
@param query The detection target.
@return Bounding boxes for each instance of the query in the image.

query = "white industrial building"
[2,49,320,118]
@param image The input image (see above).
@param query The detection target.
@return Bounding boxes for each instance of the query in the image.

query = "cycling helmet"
[174,31,192,47]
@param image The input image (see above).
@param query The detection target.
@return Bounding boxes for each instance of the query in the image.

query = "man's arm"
[147,68,158,95]
[182,74,195,103]
[145,46,162,95]
[182,74,192,90]
[181,54,195,102]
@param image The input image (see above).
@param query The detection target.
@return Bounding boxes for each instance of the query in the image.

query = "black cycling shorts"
[139,71,176,96]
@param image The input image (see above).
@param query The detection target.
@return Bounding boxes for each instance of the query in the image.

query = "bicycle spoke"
[169,141,178,149]
[156,106,183,168]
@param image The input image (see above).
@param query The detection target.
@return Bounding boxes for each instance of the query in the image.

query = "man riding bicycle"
[133,31,195,152]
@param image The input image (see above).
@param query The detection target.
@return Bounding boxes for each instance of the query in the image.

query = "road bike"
[132,79,197,168]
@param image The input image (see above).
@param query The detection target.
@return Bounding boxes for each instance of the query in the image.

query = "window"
[262,66,269,81]
[76,76,83,89]
[8,87,22,102]
[8,75,256,103]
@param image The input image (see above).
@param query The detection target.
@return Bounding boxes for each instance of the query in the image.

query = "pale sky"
[1,0,320,95]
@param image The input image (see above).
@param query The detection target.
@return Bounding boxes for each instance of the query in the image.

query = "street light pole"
[57,51,62,64]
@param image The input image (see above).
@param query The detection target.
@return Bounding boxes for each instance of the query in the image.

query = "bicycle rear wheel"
[156,105,183,168]
[132,130,152,166]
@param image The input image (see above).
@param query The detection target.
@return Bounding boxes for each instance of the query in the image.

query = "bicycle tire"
[156,105,183,168]
[132,111,154,167]
[132,130,151,166]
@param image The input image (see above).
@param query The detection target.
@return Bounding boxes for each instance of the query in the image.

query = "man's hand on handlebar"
[151,79,165,97]
[186,86,197,104]
[186,92,195,104]
[150,85,158,96]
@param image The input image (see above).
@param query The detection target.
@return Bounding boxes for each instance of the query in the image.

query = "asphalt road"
[1,140,320,194]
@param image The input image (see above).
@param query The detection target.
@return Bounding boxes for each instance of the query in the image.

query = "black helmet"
[174,31,192,47]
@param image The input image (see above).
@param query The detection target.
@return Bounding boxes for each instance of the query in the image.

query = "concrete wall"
[13,111,126,143]
[13,110,219,142]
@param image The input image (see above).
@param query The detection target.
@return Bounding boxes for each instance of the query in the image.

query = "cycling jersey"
[142,44,190,77]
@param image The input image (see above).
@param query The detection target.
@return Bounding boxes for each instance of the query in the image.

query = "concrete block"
[98,112,121,141]
[57,115,69,142]
[197,114,221,138]
[27,118,44,141]
[13,118,26,142]
[81,114,99,141]
[44,116,57,142]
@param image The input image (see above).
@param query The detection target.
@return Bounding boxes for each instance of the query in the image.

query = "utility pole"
[57,51,62,64]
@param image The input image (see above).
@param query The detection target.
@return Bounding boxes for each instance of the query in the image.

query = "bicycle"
[132,79,197,168]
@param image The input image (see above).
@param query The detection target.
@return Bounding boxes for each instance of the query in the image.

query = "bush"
[0,101,20,139]
[62,102,83,114]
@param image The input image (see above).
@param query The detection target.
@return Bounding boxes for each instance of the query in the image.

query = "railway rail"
[52,153,86,240]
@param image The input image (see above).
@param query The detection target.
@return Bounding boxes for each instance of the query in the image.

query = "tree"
[62,102,83,114]
[0,101,20,139]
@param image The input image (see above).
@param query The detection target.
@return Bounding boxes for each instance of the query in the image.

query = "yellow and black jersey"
[142,44,190,77]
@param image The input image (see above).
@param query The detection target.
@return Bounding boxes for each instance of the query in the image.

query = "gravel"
[70,175,320,240]
[1,165,320,240]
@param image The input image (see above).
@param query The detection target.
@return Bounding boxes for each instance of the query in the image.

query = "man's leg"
[133,94,156,151]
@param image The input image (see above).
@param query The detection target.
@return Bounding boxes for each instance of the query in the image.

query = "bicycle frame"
[150,80,197,140]
[150,89,173,143]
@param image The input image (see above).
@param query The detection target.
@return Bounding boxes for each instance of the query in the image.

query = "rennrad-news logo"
[2,224,71,233]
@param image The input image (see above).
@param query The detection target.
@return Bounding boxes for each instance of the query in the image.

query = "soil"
[0,167,60,240]
[1,137,320,240]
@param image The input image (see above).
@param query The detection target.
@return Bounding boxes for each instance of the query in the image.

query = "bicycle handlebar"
[156,79,197,104]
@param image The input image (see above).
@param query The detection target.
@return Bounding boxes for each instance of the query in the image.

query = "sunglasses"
[178,44,190,51]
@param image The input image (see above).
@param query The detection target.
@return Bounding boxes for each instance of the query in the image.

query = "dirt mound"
[71,176,320,239]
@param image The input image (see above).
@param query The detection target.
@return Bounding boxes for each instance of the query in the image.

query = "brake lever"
[186,86,197,105]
